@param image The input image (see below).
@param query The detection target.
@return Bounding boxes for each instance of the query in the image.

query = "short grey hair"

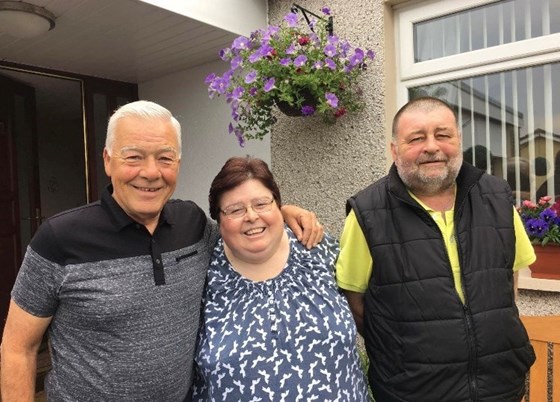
[105,100,182,157]
[392,97,459,140]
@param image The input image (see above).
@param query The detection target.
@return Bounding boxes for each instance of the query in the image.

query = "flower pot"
[275,89,317,117]
[529,245,560,279]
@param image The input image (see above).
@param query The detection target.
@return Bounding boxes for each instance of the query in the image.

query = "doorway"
[0,69,85,337]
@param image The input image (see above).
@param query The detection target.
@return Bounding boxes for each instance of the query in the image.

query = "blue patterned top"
[192,228,369,401]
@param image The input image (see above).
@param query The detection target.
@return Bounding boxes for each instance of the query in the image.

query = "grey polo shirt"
[12,186,218,401]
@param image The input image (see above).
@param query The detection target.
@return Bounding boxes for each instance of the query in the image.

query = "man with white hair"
[1,100,322,401]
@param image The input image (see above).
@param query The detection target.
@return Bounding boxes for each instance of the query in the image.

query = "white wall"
[139,60,270,213]
[140,0,267,36]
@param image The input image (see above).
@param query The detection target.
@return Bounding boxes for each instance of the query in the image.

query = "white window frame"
[394,0,560,105]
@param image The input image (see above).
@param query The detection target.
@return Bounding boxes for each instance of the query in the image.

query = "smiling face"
[218,179,285,265]
[103,116,181,232]
[391,105,462,195]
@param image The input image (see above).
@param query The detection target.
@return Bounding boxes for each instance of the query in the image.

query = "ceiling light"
[0,1,56,38]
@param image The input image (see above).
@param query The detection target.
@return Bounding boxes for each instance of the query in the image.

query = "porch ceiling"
[0,0,240,83]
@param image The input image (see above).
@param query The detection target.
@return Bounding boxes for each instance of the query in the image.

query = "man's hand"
[281,205,324,248]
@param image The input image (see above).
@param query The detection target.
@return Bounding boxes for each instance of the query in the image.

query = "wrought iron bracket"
[291,3,333,36]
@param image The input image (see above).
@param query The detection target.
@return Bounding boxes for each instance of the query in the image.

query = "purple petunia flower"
[313,61,323,69]
[209,76,230,95]
[234,127,246,147]
[340,40,351,56]
[324,44,337,57]
[349,48,365,67]
[321,7,331,15]
[231,86,245,100]
[284,12,299,27]
[328,35,339,44]
[249,51,263,63]
[324,58,336,70]
[325,92,339,108]
[294,55,308,67]
[245,70,257,84]
[263,25,280,40]
[232,36,250,50]
[279,58,292,66]
[249,87,258,96]
[230,56,243,70]
[301,105,315,116]
[204,73,216,85]
[366,49,376,60]
[263,78,276,92]
[286,44,297,55]
[219,48,230,61]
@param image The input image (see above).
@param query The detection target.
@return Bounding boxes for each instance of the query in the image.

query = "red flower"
[334,107,346,118]
[298,36,310,46]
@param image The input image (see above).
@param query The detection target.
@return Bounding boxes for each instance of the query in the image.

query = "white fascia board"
[139,0,267,36]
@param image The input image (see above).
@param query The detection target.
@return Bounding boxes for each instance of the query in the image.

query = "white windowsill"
[518,267,560,292]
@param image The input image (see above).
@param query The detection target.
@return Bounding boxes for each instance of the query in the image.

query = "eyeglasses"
[221,198,275,220]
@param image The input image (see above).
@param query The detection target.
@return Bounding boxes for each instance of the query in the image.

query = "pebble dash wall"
[268,0,387,237]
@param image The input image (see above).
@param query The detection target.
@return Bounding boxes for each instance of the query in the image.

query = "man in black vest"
[336,97,536,401]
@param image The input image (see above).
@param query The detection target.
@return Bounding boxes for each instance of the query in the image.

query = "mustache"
[417,155,448,164]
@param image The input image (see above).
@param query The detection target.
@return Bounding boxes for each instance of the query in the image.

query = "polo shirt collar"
[101,184,174,231]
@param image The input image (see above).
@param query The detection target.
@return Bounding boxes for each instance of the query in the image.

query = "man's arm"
[1,300,52,402]
[343,290,365,337]
[281,205,323,248]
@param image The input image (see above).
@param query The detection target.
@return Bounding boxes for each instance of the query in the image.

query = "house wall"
[268,0,559,307]
[268,0,388,237]
[138,60,271,213]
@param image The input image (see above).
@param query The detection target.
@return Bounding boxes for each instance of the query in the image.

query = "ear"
[103,148,112,177]
[390,141,398,162]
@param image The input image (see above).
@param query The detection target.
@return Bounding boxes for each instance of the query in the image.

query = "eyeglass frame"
[220,197,275,220]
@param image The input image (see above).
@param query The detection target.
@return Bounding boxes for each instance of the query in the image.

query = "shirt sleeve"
[512,206,536,270]
[335,209,372,293]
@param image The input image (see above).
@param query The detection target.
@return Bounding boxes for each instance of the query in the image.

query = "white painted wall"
[139,60,271,213]
[140,0,268,36]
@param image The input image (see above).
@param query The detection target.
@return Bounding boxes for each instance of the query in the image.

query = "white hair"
[105,100,182,157]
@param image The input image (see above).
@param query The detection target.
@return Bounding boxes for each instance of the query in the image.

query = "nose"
[423,135,440,153]
[243,205,260,221]
[139,156,162,180]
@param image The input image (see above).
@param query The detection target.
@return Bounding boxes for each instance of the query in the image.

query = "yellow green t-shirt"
[336,201,536,303]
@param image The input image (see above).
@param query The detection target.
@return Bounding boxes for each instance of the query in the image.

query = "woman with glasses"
[191,156,368,401]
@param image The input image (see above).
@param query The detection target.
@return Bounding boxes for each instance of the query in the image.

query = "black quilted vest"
[348,163,535,402]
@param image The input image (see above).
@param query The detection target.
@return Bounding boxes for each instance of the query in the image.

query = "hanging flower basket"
[275,88,317,117]
[205,6,375,146]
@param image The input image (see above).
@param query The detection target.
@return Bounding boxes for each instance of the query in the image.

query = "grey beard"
[397,157,462,196]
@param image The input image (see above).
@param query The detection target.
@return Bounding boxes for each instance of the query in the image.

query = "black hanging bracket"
[291,3,334,36]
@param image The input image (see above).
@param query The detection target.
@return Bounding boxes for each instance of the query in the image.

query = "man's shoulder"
[46,200,104,229]
[165,199,208,223]
[476,172,513,197]
[165,198,202,210]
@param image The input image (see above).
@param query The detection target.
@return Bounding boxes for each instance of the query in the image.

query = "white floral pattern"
[192,228,369,401]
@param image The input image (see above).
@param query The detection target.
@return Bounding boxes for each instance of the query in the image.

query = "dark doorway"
[0,65,138,341]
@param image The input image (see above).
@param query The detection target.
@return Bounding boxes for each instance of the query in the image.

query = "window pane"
[409,61,560,204]
[414,0,560,62]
